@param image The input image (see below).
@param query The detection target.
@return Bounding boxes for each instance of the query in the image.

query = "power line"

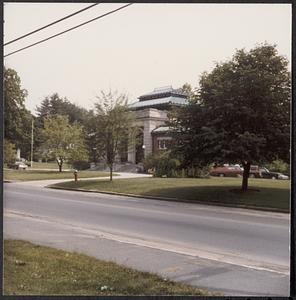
[4,3,133,58]
[4,3,100,46]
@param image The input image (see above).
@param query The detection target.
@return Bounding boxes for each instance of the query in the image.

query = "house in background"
[127,86,188,164]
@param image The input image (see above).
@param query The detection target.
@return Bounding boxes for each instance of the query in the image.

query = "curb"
[48,185,289,214]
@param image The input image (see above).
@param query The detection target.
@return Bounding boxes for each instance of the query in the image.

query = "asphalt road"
[4,181,290,296]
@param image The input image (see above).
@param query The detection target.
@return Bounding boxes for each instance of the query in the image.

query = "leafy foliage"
[71,161,90,171]
[170,44,291,190]
[265,159,290,175]
[143,151,180,177]
[36,93,92,125]
[35,93,93,155]
[40,115,88,172]
[143,151,210,178]
[181,83,198,102]
[4,67,33,159]
[91,91,137,181]
[4,139,16,164]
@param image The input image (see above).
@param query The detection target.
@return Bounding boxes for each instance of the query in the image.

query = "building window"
[158,140,167,150]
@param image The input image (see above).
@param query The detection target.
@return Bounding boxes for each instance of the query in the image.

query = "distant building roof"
[129,86,188,110]
[129,96,187,110]
[138,86,187,102]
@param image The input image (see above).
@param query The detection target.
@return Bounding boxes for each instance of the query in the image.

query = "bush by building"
[143,151,210,178]
[72,160,90,170]
[265,159,290,175]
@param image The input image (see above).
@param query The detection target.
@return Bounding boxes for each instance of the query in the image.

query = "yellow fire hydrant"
[74,169,78,182]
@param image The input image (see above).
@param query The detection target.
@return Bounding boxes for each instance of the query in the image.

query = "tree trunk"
[242,161,251,192]
[109,165,113,181]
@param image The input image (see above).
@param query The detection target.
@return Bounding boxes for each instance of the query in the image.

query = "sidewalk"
[8,172,152,188]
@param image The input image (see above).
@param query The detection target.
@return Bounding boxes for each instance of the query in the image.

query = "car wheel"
[271,176,276,180]
[219,173,225,177]
[249,174,255,178]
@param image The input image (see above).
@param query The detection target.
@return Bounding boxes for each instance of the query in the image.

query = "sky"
[4,3,291,115]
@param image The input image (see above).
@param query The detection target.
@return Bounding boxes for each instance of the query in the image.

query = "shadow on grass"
[54,179,290,212]
[140,186,289,211]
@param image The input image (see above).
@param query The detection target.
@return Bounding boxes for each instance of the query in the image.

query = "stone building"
[127,86,187,164]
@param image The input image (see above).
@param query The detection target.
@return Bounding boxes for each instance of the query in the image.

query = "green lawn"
[30,162,72,169]
[52,177,290,212]
[4,240,214,296]
[4,169,113,181]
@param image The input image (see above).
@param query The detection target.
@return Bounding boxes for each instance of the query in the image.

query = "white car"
[277,173,289,180]
[8,161,28,170]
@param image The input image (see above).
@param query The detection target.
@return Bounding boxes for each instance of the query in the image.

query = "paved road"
[4,181,290,296]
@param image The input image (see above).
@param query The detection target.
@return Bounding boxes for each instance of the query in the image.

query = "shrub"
[185,165,211,178]
[72,160,90,170]
[265,159,290,175]
[4,139,16,164]
[143,152,210,178]
[143,151,181,177]
[143,153,157,171]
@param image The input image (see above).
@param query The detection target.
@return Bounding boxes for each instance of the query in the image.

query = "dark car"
[259,167,289,180]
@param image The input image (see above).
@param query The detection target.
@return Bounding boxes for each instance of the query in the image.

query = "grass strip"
[52,177,290,212]
[30,162,72,169]
[4,169,115,181]
[4,240,214,296]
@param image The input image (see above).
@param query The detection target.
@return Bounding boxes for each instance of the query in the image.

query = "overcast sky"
[4,3,291,115]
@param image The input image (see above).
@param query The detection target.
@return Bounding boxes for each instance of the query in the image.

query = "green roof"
[129,96,187,110]
[152,126,171,133]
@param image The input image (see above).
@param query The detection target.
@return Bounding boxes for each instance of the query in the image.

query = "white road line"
[4,209,289,276]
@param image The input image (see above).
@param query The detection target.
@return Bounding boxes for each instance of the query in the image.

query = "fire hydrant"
[74,169,78,182]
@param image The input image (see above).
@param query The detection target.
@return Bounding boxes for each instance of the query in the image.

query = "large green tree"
[36,93,92,125]
[91,91,137,181]
[4,67,33,159]
[35,93,94,159]
[41,115,88,172]
[170,44,290,191]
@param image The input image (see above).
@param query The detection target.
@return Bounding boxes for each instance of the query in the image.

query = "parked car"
[210,165,243,177]
[259,167,289,180]
[8,161,28,170]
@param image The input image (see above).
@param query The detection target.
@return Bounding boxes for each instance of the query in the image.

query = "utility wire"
[4,3,99,46]
[4,3,133,58]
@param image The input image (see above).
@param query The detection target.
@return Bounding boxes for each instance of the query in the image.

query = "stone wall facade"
[127,108,168,163]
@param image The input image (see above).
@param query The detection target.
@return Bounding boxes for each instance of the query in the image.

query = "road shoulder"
[4,211,289,296]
